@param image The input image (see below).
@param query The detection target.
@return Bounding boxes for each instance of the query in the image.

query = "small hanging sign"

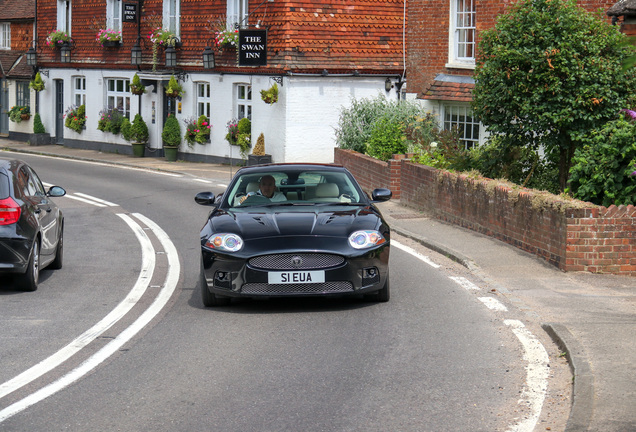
[123,3,138,23]
[238,29,267,67]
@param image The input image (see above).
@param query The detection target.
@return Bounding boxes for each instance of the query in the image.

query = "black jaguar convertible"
[195,163,392,306]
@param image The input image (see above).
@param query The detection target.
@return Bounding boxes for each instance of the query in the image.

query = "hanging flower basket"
[46,30,72,48]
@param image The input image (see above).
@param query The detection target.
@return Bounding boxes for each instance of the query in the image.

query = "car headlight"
[348,230,386,249]
[205,233,244,252]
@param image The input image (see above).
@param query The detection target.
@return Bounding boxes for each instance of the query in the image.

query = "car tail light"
[0,197,21,225]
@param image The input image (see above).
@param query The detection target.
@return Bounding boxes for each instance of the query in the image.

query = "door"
[55,80,64,144]
[0,79,9,135]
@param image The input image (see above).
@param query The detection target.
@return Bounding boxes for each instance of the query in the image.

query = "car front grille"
[241,281,354,295]
[249,253,345,270]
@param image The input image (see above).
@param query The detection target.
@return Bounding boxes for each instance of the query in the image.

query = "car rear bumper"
[0,236,31,274]
[202,244,389,299]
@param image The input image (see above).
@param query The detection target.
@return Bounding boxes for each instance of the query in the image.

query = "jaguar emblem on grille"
[291,256,303,268]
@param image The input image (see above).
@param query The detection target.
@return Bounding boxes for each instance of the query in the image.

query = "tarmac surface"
[2,140,635,432]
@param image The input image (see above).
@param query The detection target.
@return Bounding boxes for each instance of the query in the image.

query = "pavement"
[2,140,635,432]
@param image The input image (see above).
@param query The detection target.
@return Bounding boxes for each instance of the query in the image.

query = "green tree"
[473,0,636,191]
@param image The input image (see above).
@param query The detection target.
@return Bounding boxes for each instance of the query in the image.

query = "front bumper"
[201,244,389,299]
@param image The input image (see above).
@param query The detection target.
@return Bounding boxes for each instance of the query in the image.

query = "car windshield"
[224,169,365,208]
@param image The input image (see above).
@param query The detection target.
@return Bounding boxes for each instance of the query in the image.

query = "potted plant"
[260,83,279,104]
[29,113,50,146]
[214,28,239,50]
[7,106,30,123]
[165,75,184,99]
[96,29,122,47]
[45,30,72,48]
[236,117,252,159]
[162,114,181,161]
[96,108,124,134]
[130,73,146,95]
[248,132,272,165]
[29,72,45,92]
[130,114,149,157]
[64,104,86,133]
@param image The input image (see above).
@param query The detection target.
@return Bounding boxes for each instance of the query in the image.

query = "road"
[0,153,568,431]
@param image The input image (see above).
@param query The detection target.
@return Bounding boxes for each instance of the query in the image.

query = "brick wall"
[335,148,636,276]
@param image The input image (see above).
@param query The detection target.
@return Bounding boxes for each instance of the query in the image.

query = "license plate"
[268,271,325,284]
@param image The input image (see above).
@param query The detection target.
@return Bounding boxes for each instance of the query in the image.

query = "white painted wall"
[34,69,394,163]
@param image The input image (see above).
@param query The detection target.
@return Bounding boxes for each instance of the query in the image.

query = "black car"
[195,163,392,306]
[0,158,65,291]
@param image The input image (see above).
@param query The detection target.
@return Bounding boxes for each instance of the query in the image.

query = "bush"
[120,118,132,141]
[366,118,406,161]
[131,114,149,143]
[33,113,46,134]
[568,115,636,206]
[162,115,181,147]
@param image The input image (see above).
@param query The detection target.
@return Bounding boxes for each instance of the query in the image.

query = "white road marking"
[0,212,180,423]
[504,319,550,432]
[478,297,508,312]
[449,276,480,291]
[0,214,154,401]
[391,240,440,268]
[63,194,107,207]
[193,178,212,184]
[74,193,119,207]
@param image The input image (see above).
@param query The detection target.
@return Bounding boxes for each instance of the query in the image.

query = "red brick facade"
[407,0,619,99]
[335,149,636,276]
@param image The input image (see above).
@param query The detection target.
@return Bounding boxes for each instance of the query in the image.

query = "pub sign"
[238,29,267,66]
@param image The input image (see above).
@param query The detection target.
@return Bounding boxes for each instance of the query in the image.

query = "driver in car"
[241,175,287,203]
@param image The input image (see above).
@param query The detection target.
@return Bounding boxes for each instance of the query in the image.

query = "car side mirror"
[47,186,66,197]
[195,191,218,206]
[371,188,392,202]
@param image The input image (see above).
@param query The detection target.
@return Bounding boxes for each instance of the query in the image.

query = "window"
[16,82,29,107]
[163,0,180,36]
[73,77,86,107]
[0,23,10,50]
[227,0,248,29]
[106,78,131,118]
[197,83,211,118]
[448,0,475,68]
[107,0,123,33]
[442,104,480,149]
[236,84,252,120]
[57,0,72,35]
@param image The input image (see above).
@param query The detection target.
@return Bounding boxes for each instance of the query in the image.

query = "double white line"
[0,213,179,422]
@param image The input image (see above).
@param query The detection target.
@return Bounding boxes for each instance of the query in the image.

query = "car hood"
[209,206,383,239]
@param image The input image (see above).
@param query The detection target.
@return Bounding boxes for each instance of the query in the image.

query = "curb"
[542,323,594,432]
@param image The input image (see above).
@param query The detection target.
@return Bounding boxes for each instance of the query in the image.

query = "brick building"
[7,0,407,163]
[405,0,626,149]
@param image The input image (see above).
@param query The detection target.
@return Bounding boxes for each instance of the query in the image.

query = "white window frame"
[73,76,86,107]
[441,103,481,149]
[163,0,180,36]
[196,82,211,118]
[57,0,72,35]
[236,84,252,120]
[106,78,131,118]
[0,23,10,50]
[106,0,123,33]
[227,0,249,29]
[447,0,475,69]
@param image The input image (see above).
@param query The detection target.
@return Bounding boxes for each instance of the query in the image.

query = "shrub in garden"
[33,113,46,134]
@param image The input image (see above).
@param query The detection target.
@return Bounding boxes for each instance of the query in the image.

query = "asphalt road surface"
[0,153,568,431]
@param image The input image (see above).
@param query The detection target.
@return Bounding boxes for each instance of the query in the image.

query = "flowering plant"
[225,119,239,145]
[46,30,72,48]
[148,28,178,47]
[64,105,86,133]
[96,29,122,45]
[214,28,239,49]
[7,106,30,123]
[97,108,125,134]
[184,115,212,147]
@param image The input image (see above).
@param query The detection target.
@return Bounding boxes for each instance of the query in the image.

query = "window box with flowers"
[184,115,212,147]
[96,29,122,47]
[46,30,72,48]
[97,108,125,134]
[64,105,86,133]
[7,106,30,123]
